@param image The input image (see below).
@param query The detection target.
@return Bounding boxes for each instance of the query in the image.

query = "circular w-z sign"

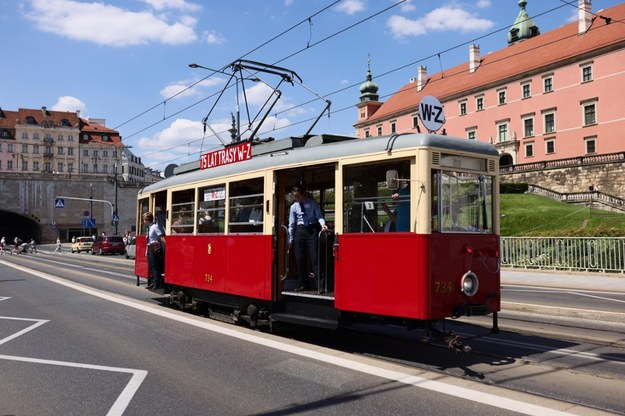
[419,95,445,133]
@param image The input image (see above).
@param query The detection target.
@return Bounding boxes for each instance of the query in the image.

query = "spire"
[359,55,379,103]
[508,0,540,46]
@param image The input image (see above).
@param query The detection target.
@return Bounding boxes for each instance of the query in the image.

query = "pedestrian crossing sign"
[55,198,65,208]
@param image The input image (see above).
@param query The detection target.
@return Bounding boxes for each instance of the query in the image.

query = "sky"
[1,0,623,174]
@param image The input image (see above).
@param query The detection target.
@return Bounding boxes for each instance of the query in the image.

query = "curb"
[502,301,625,324]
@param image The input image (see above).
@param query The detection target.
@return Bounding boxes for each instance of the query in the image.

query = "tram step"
[270,313,338,330]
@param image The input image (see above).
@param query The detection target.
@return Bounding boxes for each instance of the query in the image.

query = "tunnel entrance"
[0,210,41,243]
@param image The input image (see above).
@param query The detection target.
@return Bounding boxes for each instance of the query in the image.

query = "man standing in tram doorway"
[288,184,328,292]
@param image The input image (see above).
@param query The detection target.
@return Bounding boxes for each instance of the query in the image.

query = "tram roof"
[140,133,498,195]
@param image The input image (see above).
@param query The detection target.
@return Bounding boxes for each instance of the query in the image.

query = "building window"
[68,135,74,142]
[44,162,51,173]
[498,89,507,105]
[583,102,596,126]
[7,160,13,171]
[543,76,553,93]
[68,163,74,173]
[581,64,593,83]
[58,146,64,155]
[390,122,396,134]
[21,132,28,139]
[68,147,74,155]
[543,112,556,134]
[7,143,13,153]
[58,163,64,172]
[26,116,36,124]
[33,161,39,171]
[377,125,382,136]
[412,115,419,129]
[545,139,555,154]
[364,129,370,138]
[33,133,39,140]
[33,144,39,154]
[523,117,534,138]
[459,100,467,116]
[522,82,531,99]
[585,137,596,154]
[476,96,484,111]
[22,144,28,153]
[21,161,28,171]
[83,149,89,156]
[497,122,509,142]
[525,143,534,158]
[58,134,64,141]
[467,129,476,141]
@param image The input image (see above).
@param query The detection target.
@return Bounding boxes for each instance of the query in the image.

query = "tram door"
[274,164,336,294]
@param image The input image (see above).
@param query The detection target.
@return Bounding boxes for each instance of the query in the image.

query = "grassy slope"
[500,194,625,237]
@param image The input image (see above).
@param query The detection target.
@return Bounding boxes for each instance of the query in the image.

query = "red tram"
[134,132,500,350]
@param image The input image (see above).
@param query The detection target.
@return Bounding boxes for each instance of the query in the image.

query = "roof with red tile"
[358,2,625,126]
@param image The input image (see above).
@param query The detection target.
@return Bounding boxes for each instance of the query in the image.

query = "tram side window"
[343,160,411,233]
[229,178,264,233]
[434,170,493,233]
[171,189,195,234]
[138,198,149,232]
[197,185,226,234]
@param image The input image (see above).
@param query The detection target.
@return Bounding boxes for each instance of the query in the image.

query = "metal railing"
[501,237,625,273]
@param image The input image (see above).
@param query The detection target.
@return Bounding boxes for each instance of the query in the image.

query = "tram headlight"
[460,271,479,297]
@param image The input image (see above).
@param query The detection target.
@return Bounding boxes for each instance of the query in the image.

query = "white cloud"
[335,0,365,15]
[203,30,226,45]
[140,0,202,12]
[476,0,491,8]
[387,6,495,38]
[25,0,198,47]
[400,0,416,13]
[51,96,86,114]
[160,76,225,99]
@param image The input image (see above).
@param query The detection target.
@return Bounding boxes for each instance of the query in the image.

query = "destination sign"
[200,142,252,170]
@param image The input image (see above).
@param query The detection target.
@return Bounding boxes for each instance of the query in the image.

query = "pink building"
[355,0,625,168]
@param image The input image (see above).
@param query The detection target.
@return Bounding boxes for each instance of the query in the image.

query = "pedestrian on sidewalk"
[55,237,62,252]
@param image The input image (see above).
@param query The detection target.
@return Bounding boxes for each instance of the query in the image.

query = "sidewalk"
[502,268,625,293]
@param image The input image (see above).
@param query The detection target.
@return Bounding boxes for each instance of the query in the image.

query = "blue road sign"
[82,218,96,228]
[55,198,65,208]
[112,215,120,224]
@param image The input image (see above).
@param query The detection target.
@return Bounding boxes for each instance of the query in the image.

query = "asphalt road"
[2,248,625,415]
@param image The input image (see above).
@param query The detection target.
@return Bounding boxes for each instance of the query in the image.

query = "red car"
[91,236,125,255]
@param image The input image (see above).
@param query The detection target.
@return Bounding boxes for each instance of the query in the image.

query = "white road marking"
[0,262,148,416]
[0,353,147,416]
[1,259,579,416]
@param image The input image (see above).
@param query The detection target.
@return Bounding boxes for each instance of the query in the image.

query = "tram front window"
[432,170,494,233]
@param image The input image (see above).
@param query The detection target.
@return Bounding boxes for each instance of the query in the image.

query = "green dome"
[508,0,540,45]
[359,58,379,102]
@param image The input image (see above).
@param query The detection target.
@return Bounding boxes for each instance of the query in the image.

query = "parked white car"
[125,237,136,259]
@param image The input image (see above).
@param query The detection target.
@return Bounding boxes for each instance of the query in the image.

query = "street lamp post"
[114,162,118,235]
[90,183,93,237]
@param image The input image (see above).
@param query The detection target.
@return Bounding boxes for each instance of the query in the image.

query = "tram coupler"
[425,323,471,353]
